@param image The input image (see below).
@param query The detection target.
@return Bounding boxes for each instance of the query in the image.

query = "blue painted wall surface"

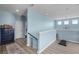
[27,8,55,48]
[57,30,79,42]
[55,17,79,42]
[38,30,56,53]
[55,17,79,30]
[27,8,55,38]
[0,11,16,27]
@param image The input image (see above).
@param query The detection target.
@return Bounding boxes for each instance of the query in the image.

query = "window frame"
[72,20,78,25]
[57,21,62,25]
[64,20,69,25]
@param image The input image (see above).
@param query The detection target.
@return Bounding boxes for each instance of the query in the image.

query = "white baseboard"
[37,39,56,54]
[67,40,79,44]
[58,39,79,44]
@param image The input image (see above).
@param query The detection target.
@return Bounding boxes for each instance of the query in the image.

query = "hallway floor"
[42,40,79,54]
[0,38,37,54]
[1,39,79,54]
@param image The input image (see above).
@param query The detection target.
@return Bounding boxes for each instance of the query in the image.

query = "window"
[57,21,62,25]
[64,20,69,25]
[72,20,78,24]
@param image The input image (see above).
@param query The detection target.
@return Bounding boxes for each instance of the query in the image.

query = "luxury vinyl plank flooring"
[2,45,7,54]
[6,43,27,54]
[1,39,79,54]
[42,40,79,54]
[16,39,37,54]
[0,45,7,54]
[0,45,3,54]
[0,38,37,54]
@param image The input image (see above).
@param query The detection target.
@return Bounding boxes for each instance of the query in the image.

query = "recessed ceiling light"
[16,9,19,12]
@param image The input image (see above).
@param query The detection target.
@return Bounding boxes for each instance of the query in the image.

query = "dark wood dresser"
[0,24,14,45]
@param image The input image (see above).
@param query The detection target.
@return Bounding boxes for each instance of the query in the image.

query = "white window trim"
[72,20,78,24]
[57,21,62,25]
[64,20,69,25]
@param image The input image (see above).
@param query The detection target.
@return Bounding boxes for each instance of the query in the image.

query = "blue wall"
[38,30,56,53]
[55,17,79,30]
[55,17,79,42]
[57,30,79,42]
[27,7,55,38]
[27,7,55,48]
[0,11,16,27]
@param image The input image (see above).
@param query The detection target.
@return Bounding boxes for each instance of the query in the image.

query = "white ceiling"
[0,4,79,19]
[0,4,30,15]
[33,4,79,19]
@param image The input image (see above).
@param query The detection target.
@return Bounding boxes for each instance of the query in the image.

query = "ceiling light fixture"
[16,9,19,12]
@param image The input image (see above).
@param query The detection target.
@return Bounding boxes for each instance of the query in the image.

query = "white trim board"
[37,39,56,54]
[67,40,79,44]
[58,39,79,44]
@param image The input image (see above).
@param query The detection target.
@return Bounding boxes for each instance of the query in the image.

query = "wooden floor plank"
[42,40,79,54]
[0,38,37,54]
[0,45,3,54]
[16,39,37,54]
[2,45,7,54]
[1,39,79,54]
